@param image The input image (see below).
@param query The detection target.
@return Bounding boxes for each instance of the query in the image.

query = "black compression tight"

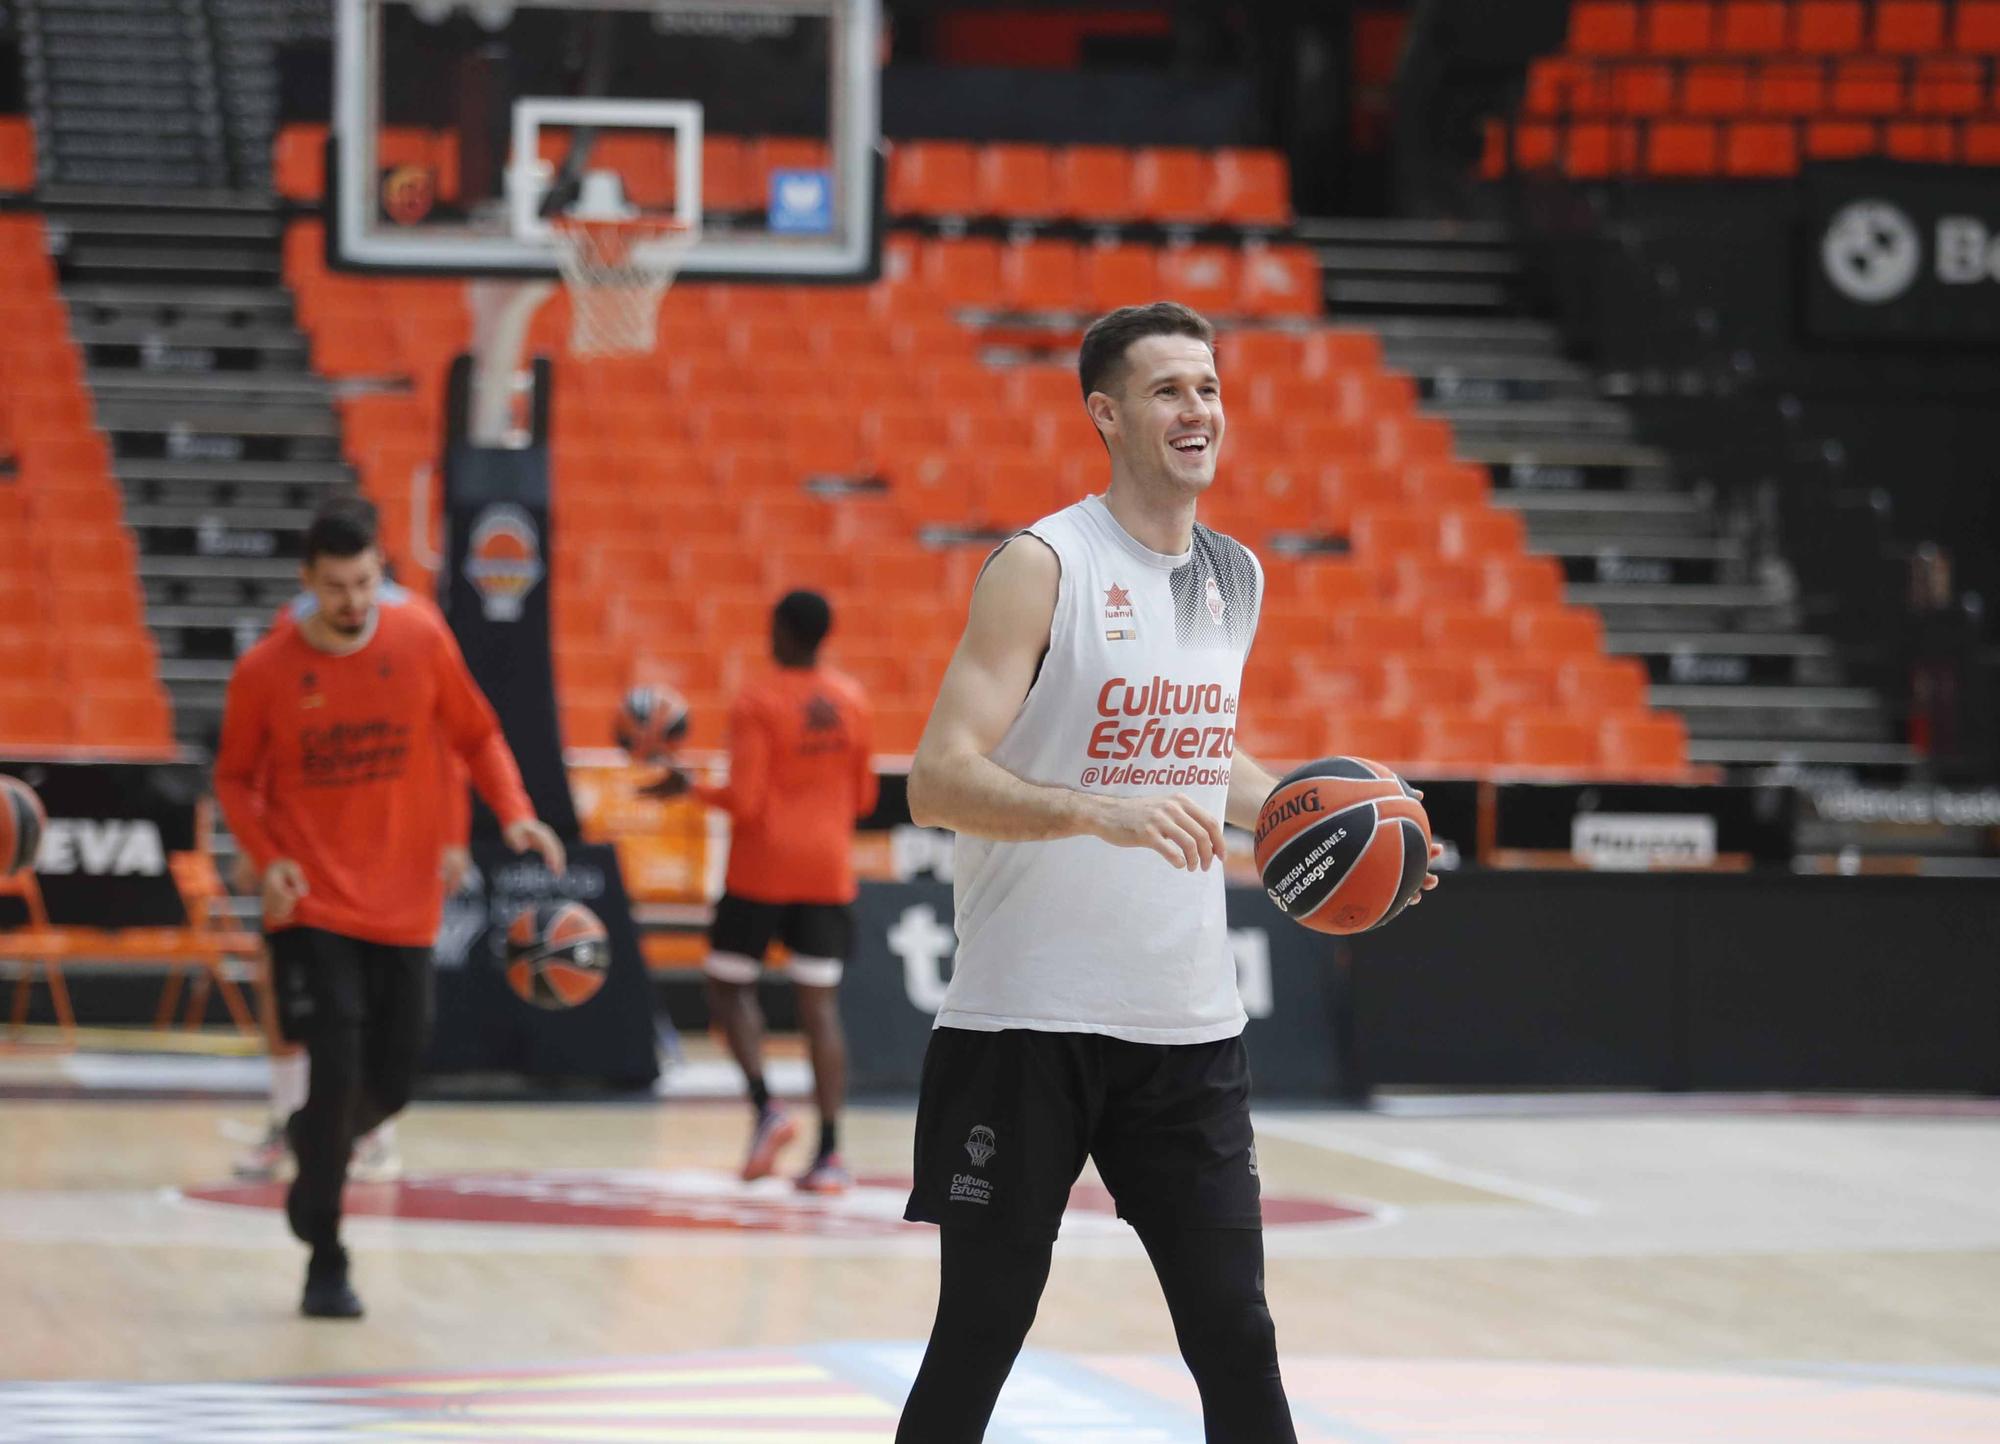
[895,1225,1295,1444]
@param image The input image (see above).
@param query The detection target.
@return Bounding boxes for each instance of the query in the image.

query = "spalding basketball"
[614,685,690,762]
[1254,757,1431,935]
[0,775,47,878]
[503,902,611,1010]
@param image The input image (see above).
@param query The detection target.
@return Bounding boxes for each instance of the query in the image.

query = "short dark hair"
[302,496,379,565]
[1077,302,1217,402]
[773,589,832,652]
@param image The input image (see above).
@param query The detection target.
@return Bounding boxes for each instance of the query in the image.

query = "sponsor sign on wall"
[1805,164,2000,344]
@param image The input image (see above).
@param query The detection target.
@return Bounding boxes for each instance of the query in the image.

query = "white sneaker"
[230,1118,292,1182]
[349,1123,402,1183]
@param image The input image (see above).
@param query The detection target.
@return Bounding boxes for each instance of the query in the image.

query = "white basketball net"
[549,216,698,357]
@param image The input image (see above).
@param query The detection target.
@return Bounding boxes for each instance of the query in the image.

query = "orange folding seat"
[1289,653,1386,709]
[1414,714,1503,773]
[1956,2,2000,51]
[1885,122,1957,163]
[1559,657,1651,712]
[865,405,953,456]
[1682,62,1753,116]
[1348,508,1436,561]
[1874,1,1946,54]
[1526,58,1588,115]
[891,316,979,359]
[1753,61,1826,115]
[807,322,896,364]
[1131,147,1212,225]
[1643,3,1716,56]
[976,143,1057,219]
[1388,557,1487,609]
[702,136,758,213]
[1157,245,1240,316]
[1324,713,1416,767]
[1211,149,1289,226]
[0,688,74,747]
[1424,610,1512,652]
[1220,329,1305,380]
[1503,712,1600,772]
[972,460,1069,530]
[1569,2,1640,54]
[1513,605,1604,655]
[1236,246,1320,318]
[1383,658,1476,714]
[1794,3,1865,53]
[1831,60,1905,116]
[274,123,327,202]
[1717,1,1788,53]
[918,238,1006,309]
[1404,462,1489,508]
[1564,121,1637,178]
[1611,62,1678,115]
[1439,507,1525,559]
[1601,713,1690,779]
[781,406,869,474]
[1804,120,1879,160]
[1911,57,1985,114]
[1083,244,1160,311]
[52,581,141,630]
[60,629,156,682]
[1512,121,1562,172]
[1054,145,1136,223]
[1967,122,2000,163]
[1646,119,1721,175]
[889,140,979,217]
[0,628,60,677]
[76,689,174,749]
[1299,562,1380,609]
[1332,603,1428,653]
[1004,364,1080,413]
[1001,238,1083,313]
[1723,120,1800,174]
[1475,657,1562,715]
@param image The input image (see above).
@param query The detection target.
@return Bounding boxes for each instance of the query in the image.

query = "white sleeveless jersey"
[939,493,1264,1044]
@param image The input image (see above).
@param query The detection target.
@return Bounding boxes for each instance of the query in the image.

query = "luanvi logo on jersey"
[965,1125,996,1167]
[1103,582,1136,641]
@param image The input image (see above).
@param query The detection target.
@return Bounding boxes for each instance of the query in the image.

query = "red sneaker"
[740,1108,798,1182]
[795,1153,852,1195]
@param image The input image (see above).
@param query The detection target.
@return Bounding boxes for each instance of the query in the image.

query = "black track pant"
[267,926,433,1251]
[895,1223,1296,1444]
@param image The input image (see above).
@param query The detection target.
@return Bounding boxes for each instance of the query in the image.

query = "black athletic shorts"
[706,893,853,987]
[266,925,432,1045]
[904,1027,1263,1240]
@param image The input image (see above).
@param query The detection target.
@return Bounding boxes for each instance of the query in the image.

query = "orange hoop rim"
[549,215,697,268]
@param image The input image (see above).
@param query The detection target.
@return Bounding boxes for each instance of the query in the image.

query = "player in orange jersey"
[650,591,877,1192]
[230,550,471,1185]
[215,498,564,1319]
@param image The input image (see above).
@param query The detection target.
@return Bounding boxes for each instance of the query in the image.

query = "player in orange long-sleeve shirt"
[651,591,877,1192]
[215,498,564,1319]
[231,560,474,1185]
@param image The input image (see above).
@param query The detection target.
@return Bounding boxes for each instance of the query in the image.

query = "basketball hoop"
[548,214,698,358]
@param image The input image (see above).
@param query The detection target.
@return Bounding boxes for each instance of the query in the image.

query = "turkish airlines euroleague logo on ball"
[465,504,544,622]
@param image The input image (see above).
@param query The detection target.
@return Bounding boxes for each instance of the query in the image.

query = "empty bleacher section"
[1487,0,2000,177]
[0,211,175,754]
[276,120,1692,784]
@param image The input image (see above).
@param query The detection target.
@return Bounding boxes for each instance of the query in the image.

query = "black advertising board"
[1804,163,2000,345]
[425,839,658,1087]
[0,756,203,926]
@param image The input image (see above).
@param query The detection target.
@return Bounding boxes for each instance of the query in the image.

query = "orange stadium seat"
[1237,247,1320,318]
[1966,122,2000,163]
[1157,245,1240,316]
[1084,243,1161,311]
[0,118,37,192]
[917,238,1005,308]
[1414,714,1503,772]
[1683,62,1754,115]
[1424,609,1514,652]
[1718,1,1789,53]
[1601,712,1691,778]
[1055,145,1136,222]
[1212,149,1290,226]
[1956,2,2000,51]
[889,140,978,216]
[1874,1,1947,53]
[1794,1,1865,53]
[703,136,758,213]
[1647,120,1721,175]
[1724,120,1801,175]
[1754,62,1825,115]
[1912,58,1985,115]
[1002,239,1083,313]
[977,143,1057,218]
[1886,121,1957,163]
[1570,2,1641,55]
[1831,59,1905,117]
[1328,713,1417,766]
[1514,605,1605,655]
[1560,656,1652,712]
[1505,712,1601,771]
[1643,3,1715,56]
[1131,147,1212,224]
[1805,119,1879,159]
[1475,656,1562,714]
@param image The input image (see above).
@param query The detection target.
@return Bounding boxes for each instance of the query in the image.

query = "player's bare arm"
[908,535,1223,871]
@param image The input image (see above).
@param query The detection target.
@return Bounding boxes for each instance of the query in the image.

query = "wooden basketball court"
[3,1045,1997,1441]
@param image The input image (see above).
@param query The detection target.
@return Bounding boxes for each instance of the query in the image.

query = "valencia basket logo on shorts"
[964,1125,996,1168]
[465,504,545,622]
